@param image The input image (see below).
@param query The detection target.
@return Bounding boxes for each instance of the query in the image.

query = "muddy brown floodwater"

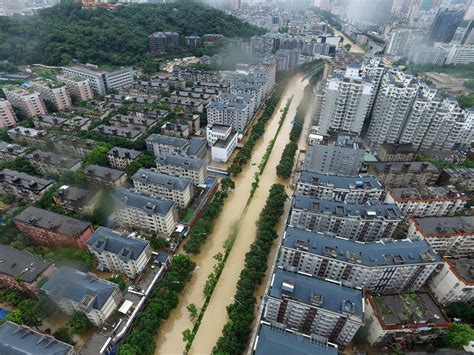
[154,75,308,355]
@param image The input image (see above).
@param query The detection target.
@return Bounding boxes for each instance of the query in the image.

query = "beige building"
[58,75,94,101]
[31,80,72,111]
[0,99,17,128]
[2,86,47,118]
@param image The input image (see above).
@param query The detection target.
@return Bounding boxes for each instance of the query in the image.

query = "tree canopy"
[0,0,264,68]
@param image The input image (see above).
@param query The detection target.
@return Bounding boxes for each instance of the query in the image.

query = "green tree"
[220,177,235,191]
[187,303,198,320]
[17,299,43,327]
[449,302,474,323]
[435,323,474,348]
[344,43,352,51]
[67,312,92,334]
[107,275,127,291]
[53,328,74,345]
[125,154,156,177]
[84,144,112,167]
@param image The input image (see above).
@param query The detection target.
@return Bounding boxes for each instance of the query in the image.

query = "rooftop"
[207,124,232,135]
[369,161,439,173]
[282,227,441,267]
[379,143,417,154]
[56,185,98,206]
[87,227,149,262]
[254,323,337,355]
[0,141,27,156]
[207,101,248,111]
[298,171,382,190]
[27,150,81,169]
[132,169,191,191]
[388,186,465,201]
[187,137,206,157]
[14,206,92,237]
[413,216,474,236]
[107,147,142,160]
[447,257,474,285]
[85,164,126,181]
[8,126,47,138]
[114,188,175,216]
[293,196,402,219]
[93,125,142,140]
[0,169,54,192]
[41,266,118,310]
[370,292,448,327]
[0,244,50,283]
[214,131,237,149]
[0,321,74,355]
[35,114,68,126]
[155,153,205,170]
[146,134,189,148]
[270,269,363,321]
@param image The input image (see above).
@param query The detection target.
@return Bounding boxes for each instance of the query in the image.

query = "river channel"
[155,74,309,355]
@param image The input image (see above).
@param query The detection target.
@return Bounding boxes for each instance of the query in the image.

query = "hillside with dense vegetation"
[0,0,264,69]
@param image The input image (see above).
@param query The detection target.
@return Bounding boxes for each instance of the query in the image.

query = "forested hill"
[0,0,265,68]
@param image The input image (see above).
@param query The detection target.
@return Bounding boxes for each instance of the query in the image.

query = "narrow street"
[154,75,309,354]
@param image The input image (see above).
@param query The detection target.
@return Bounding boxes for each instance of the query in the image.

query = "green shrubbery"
[212,184,287,354]
[118,255,195,354]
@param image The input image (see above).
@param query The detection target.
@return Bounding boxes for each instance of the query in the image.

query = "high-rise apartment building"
[428,8,464,43]
[314,65,373,136]
[58,75,94,101]
[279,227,441,294]
[0,99,17,128]
[148,32,180,54]
[366,69,419,148]
[387,29,412,57]
[290,196,402,242]
[2,86,47,118]
[31,80,72,111]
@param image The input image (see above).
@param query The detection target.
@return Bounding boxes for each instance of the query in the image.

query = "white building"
[296,172,383,203]
[408,216,474,257]
[113,188,178,236]
[87,227,152,279]
[280,227,441,294]
[429,257,474,306]
[314,65,374,136]
[206,124,238,163]
[387,29,412,57]
[207,101,252,133]
[41,266,121,326]
[62,65,134,95]
[290,196,402,242]
[217,92,256,117]
[264,269,364,346]
[385,186,468,217]
[446,44,474,65]
[206,124,233,145]
[155,154,207,186]
[132,168,193,209]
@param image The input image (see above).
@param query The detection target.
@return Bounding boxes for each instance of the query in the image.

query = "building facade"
[31,80,72,111]
[2,86,47,118]
[0,99,17,128]
[0,169,54,202]
[367,162,440,187]
[155,153,207,185]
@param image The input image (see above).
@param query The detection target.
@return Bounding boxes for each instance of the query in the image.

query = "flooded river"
[333,28,365,53]
[154,74,309,354]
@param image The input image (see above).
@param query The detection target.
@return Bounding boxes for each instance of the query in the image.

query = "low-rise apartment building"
[49,135,96,159]
[365,292,450,346]
[264,269,364,346]
[107,147,143,170]
[0,99,17,128]
[161,122,190,138]
[438,168,474,190]
[113,188,178,236]
[87,227,152,278]
[109,114,158,133]
[41,266,122,326]
[62,116,93,131]
[0,141,26,162]
[0,322,75,355]
[13,206,94,249]
[2,86,47,118]
[31,80,72,111]
[84,165,127,188]
[132,168,193,209]
[206,101,251,133]
[211,130,238,163]
[33,114,68,129]
[408,216,474,257]
[155,153,207,185]
[26,150,81,176]
[367,162,440,187]
[429,257,474,306]
[146,134,206,159]
[385,186,467,217]
[0,169,54,202]
[280,227,441,294]
[53,185,101,214]
[93,125,142,141]
[377,143,417,162]
[0,245,53,296]
[7,126,48,146]
[296,172,383,203]
[290,196,402,242]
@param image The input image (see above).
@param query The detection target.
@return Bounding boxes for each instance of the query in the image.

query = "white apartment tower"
[315,65,374,136]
